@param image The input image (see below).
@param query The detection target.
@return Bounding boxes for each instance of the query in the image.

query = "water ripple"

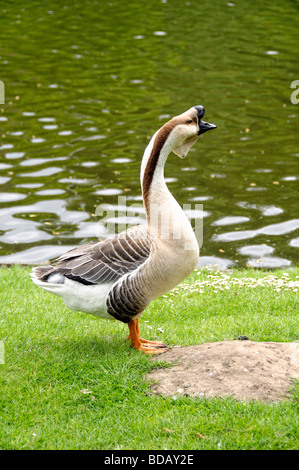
[0,0,298,268]
[214,219,299,242]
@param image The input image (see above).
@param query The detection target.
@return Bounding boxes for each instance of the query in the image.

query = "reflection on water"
[0,0,298,268]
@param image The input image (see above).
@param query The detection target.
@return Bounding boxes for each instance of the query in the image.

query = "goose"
[31,105,216,354]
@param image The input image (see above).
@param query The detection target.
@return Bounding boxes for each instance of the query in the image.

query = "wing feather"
[51,225,152,285]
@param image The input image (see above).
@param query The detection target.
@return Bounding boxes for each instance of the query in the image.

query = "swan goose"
[31,105,216,354]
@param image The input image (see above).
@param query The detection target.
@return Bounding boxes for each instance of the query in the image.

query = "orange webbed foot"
[127,319,169,355]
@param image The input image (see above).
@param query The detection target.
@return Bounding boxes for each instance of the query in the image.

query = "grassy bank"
[0,265,298,450]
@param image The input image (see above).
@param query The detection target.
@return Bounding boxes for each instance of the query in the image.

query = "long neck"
[141,125,175,223]
[140,123,198,253]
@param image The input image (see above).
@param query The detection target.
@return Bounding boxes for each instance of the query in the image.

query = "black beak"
[198,120,217,135]
[194,105,217,136]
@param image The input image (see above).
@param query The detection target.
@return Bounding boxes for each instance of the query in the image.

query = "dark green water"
[0,0,298,268]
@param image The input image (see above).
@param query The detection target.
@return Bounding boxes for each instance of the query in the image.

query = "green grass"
[0,265,298,450]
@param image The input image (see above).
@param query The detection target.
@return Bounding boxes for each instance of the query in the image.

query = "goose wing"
[52,225,152,285]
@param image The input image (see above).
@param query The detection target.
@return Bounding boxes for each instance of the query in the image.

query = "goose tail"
[30,266,66,294]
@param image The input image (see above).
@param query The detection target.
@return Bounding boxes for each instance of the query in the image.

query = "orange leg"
[127,319,169,354]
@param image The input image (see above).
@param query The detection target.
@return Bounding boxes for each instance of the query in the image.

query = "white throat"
[140,128,198,254]
[140,130,172,209]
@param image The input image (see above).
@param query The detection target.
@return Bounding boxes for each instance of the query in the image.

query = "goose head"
[141,105,216,200]
[170,105,216,159]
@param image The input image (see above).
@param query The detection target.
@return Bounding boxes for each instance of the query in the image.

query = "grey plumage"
[34,224,152,290]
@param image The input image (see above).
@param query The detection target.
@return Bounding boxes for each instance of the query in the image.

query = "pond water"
[0,0,298,269]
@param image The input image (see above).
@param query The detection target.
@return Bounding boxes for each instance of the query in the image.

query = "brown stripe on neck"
[142,119,177,217]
